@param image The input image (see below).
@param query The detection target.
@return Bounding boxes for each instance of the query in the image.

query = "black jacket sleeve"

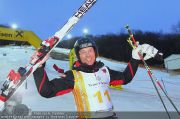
[108,59,140,85]
[33,67,74,98]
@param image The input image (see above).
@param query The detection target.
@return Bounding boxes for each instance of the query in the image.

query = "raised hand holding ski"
[0,0,97,111]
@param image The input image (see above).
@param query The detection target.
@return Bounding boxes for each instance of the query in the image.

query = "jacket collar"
[73,60,104,73]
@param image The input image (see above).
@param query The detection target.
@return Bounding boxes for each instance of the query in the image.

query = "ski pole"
[161,78,168,94]
[125,25,180,117]
[127,37,171,119]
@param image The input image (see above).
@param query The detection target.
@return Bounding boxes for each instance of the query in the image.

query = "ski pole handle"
[125,25,145,61]
[125,25,138,47]
[127,37,136,49]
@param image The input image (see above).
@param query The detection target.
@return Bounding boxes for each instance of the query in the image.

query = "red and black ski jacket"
[33,59,139,98]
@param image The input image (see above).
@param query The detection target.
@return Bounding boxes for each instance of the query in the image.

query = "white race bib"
[72,66,113,112]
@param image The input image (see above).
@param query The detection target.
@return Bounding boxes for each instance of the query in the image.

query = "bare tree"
[172,21,180,34]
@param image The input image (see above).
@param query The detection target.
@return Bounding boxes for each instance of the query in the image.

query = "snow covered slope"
[0,46,179,112]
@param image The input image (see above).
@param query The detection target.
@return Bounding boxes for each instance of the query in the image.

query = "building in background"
[164,54,180,71]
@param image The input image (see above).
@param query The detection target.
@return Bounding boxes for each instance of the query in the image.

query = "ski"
[0,0,97,111]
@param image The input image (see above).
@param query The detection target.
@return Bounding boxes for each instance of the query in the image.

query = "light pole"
[82,28,89,37]
[66,34,72,39]
[11,23,18,29]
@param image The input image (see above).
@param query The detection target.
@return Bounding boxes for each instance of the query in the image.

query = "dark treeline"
[1,26,179,67]
[58,31,180,67]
